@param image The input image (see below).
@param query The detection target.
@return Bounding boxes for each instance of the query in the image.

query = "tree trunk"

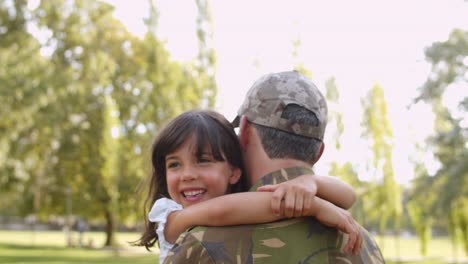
[104,208,116,247]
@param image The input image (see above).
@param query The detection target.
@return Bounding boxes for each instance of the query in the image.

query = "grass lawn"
[0,230,467,264]
[0,230,146,248]
[0,244,156,264]
[374,235,467,263]
[0,230,158,264]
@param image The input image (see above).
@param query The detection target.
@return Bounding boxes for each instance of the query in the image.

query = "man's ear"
[239,116,250,150]
[314,142,325,163]
[229,167,242,185]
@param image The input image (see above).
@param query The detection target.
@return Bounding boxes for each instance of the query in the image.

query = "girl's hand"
[257,175,362,254]
[314,199,363,255]
[257,175,317,218]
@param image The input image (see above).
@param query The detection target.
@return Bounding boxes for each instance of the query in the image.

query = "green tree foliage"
[328,162,367,224]
[324,78,369,227]
[98,96,121,246]
[325,77,344,150]
[0,0,56,217]
[195,0,217,107]
[0,0,215,247]
[291,35,312,79]
[361,83,402,251]
[407,160,435,256]
[414,28,468,255]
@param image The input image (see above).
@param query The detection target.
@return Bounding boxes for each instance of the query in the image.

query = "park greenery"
[0,0,467,261]
[0,230,465,264]
[0,0,216,246]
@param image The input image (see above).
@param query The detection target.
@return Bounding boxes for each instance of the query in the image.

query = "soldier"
[164,71,385,263]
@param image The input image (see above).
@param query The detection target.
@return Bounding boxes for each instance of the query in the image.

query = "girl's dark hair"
[134,110,247,250]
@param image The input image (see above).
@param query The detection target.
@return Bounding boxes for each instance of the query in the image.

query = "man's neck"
[246,158,312,186]
[241,124,313,187]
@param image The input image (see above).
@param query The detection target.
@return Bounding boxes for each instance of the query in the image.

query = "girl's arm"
[164,191,361,254]
[258,174,356,210]
[315,175,356,209]
[164,192,282,244]
[166,192,283,244]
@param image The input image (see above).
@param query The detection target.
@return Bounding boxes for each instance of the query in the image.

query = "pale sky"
[105,0,468,184]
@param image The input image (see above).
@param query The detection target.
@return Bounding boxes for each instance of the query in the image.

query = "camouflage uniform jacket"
[164,166,385,264]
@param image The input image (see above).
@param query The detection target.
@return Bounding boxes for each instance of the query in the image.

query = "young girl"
[136,110,361,263]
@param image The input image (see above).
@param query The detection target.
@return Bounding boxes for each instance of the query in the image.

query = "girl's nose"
[181,166,197,181]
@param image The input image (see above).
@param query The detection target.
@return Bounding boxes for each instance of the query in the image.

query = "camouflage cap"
[232,71,327,140]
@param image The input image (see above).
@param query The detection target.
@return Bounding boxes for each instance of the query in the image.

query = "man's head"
[233,71,328,165]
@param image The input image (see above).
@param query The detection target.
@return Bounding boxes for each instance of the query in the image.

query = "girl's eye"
[166,161,180,169]
[198,155,213,164]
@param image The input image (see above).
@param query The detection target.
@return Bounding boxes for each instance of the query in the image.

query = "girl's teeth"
[184,190,204,197]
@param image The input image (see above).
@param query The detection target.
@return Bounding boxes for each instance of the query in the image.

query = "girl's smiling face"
[165,136,241,208]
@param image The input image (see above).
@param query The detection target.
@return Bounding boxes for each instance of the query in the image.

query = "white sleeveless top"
[148,198,183,264]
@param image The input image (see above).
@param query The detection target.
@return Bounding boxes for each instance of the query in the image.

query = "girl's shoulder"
[148,197,183,223]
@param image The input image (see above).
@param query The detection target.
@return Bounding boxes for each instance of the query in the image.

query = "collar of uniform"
[248,166,313,191]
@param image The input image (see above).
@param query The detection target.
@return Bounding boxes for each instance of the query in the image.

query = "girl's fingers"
[271,187,285,215]
[349,219,361,255]
[347,235,356,253]
[284,190,295,218]
[293,192,304,217]
[339,212,357,254]
[260,179,319,218]
[344,223,356,254]
[353,223,363,255]
[257,184,278,192]
[303,193,312,214]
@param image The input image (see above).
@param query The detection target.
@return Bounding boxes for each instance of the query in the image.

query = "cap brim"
[231,115,240,128]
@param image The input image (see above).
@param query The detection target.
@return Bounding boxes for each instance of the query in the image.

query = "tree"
[195,0,217,108]
[98,96,121,246]
[414,28,468,255]
[361,83,402,252]
[324,78,369,226]
[0,0,56,218]
[0,0,218,247]
[325,77,344,150]
[406,158,435,256]
[291,32,312,79]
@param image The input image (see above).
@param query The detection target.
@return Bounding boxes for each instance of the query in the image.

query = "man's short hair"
[254,104,322,164]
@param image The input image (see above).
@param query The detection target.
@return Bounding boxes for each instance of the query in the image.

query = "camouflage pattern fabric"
[164,167,385,264]
[232,71,328,140]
